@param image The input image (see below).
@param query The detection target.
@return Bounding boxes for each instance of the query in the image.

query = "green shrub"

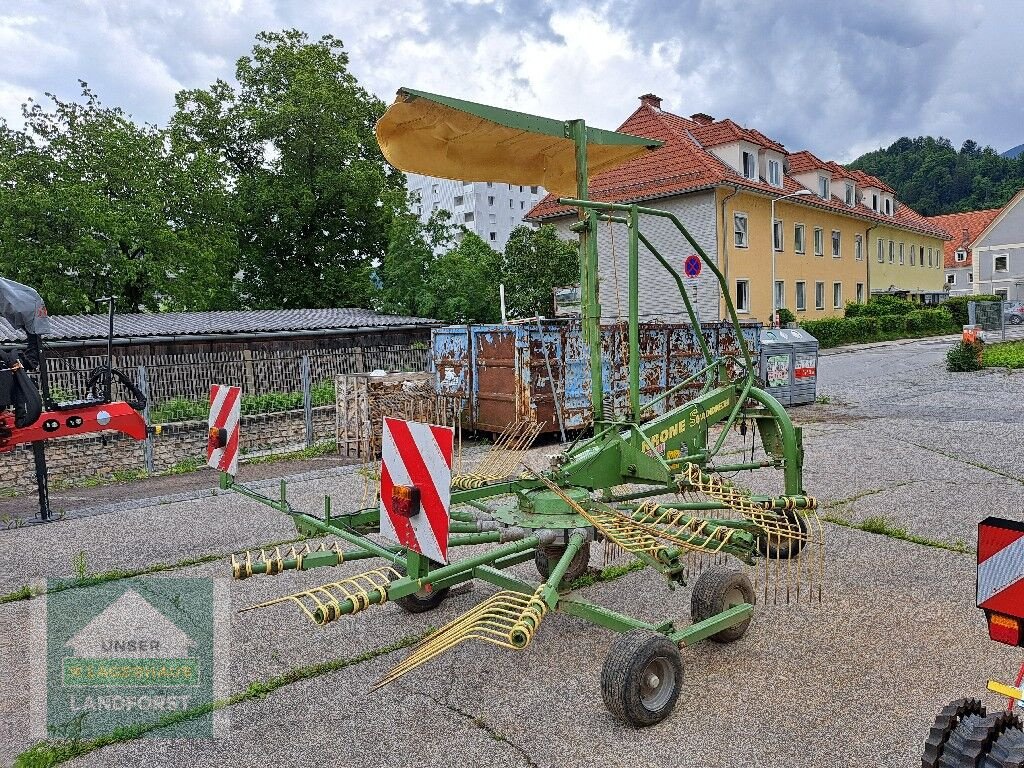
[914,308,955,334]
[946,339,983,372]
[877,314,908,336]
[940,294,1002,327]
[843,302,864,318]
[845,316,879,339]
[799,318,850,347]
[859,295,917,317]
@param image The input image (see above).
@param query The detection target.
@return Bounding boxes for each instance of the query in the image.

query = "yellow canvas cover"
[376,88,661,196]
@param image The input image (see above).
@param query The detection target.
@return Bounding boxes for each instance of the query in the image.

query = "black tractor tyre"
[690,566,755,643]
[984,724,1024,768]
[938,710,1021,768]
[535,542,591,587]
[922,698,987,768]
[393,563,450,614]
[756,510,809,560]
[601,629,683,728]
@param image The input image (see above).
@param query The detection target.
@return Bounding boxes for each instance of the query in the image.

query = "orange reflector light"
[989,613,1022,646]
[392,485,421,518]
[208,427,227,450]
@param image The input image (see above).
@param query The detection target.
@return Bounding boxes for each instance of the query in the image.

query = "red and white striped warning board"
[380,417,454,564]
[978,516,1024,619]
[207,385,241,476]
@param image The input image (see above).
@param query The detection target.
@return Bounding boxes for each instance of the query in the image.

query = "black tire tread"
[690,566,755,643]
[600,629,683,727]
[922,698,986,768]
[939,711,1021,768]
[393,563,450,614]
[983,724,1024,768]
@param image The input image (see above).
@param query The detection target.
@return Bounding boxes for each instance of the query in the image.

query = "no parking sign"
[684,254,702,278]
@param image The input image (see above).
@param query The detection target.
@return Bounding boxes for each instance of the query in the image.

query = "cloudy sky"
[2,0,1022,162]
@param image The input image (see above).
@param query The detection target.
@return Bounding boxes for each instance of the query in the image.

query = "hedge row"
[800,309,957,348]
[938,294,1003,327]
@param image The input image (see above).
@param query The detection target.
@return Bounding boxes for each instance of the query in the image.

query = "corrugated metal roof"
[0,307,439,343]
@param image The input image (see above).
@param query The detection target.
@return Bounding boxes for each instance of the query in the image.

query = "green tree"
[172,29,406,309]
[422,233,501,323]
[377,208,458,317]
[500,225,579,318]
[0,84,235,314]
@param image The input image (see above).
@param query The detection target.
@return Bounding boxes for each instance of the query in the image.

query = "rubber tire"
[939,710,1021,768]
[985,725,1024,768]
[393,563,450,614]
[601,629,683,727]
[756,510,808,560]
[922,698,987,768]
[534,542,591,587]
[1010,315,1023,325]
[690,566,755,644]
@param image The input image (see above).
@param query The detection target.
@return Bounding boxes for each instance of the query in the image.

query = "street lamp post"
[771,189,813,327]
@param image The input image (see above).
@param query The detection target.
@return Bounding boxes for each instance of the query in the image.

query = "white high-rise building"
[406,174,545,252]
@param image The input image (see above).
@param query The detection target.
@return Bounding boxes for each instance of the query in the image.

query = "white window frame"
[968,272,974,283]
[856,283,864,303]
[735,279,750,313]
[871,193,879,211]
[794,224,806,254]
[768,159,781,187]
[815,281,825,310]
[845,183,855,206]
[813,227,824,256]
[818,176,830,200]
[889,241,895,264]
[911,247,916,266]
[946,273,956,285]
[774,280,785,310]
[795,281,806,311]
[877,238,884,263]
[899,242,905,265]
[996,288,1009,300]
[855,234,863,261]
[742,151,757,180]
[927,247,933,267]
[955,249,967,262]
[994,254,1009,272]
[773,219,783,252]
[833,282,842,309]
[831,230,841,258]
[734,213,749,247]
[464,212,474,222]
[884,197,892,215]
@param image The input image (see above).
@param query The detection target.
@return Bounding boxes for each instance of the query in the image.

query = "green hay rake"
[222,88,822,727]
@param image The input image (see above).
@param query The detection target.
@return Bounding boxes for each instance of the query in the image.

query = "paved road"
[1,336,1021,768]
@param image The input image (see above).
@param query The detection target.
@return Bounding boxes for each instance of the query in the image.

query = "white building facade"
[406,174,545,252]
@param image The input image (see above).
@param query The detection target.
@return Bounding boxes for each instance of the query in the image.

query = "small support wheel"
[535,542,591,587]
[601,629,683,727]
[690,566,755,643]
[756,510,808,560]
[394,564,450,614]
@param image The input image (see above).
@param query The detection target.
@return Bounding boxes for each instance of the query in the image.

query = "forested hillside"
[847,137,1024,216]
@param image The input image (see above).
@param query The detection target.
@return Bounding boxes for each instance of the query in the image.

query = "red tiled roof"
[527,100,950,240]
[787,150,828,175]
[926,208,1001,268]
[688,119,787,154]
[846,168,896,195]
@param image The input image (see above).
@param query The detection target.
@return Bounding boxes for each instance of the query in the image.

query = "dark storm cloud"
[0,0,1021,159]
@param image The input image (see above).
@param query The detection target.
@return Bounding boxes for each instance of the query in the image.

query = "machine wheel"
[1010,315,1023,325]
[938,710,1020,768]
[535,542,591,587]
[393,564,450,614]
[985,724,1024,768]
[922,698,987,768]
[756,510,808,560]
[601,629,683,727]
[690,566,755,643]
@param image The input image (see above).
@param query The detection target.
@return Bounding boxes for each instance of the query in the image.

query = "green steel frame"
[223,96,812,665]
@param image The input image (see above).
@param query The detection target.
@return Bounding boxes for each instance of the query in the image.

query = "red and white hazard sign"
[207,385,241,476]
[380,417,454,564]
[978,516,1024,620]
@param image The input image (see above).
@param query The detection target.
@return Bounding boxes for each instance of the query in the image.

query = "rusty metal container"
[431,320,761,434]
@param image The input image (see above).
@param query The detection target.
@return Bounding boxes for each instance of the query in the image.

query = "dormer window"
[845,183,855,206]
[768,159,782,187]
[955,249,967,262]
[871,193,879,211]
[884,197,892,215]
[818,176,830,200]
[742,151,757,180]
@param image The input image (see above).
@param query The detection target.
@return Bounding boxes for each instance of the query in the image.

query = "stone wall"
[0,406,336,495]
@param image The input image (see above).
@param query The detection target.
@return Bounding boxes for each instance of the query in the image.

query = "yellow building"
[529,95,950,323]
